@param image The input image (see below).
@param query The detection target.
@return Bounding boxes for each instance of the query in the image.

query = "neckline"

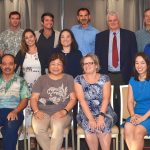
[82,74,100,84]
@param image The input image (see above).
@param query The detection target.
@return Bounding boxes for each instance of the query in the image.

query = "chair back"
[120,85,130,125]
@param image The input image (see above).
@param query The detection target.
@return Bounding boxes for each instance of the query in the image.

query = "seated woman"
[74,54,117,150]
[124,52,150,150]
[30,52,76,150]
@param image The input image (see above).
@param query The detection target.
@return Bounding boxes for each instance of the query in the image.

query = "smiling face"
[77,10,90,28]
[1,55,16,76]
[135,56,147,78]
[24,31,36,47]
[60,31,72,48]
[82,57,97,74]
[49,58,64,76]
[42,16,54,30]
[107,15,120,32]
[9,14,20,29]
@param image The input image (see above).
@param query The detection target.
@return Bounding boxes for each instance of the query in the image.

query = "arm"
[51,91,77,119]
[96,81,111,129]
[7,98,28,121]
[74,82,97,129]
[30,92,45,120]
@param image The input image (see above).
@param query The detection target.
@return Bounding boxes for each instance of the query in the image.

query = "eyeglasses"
[82,62,95,66]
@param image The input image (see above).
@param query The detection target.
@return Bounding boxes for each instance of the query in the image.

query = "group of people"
[0,6,150,150]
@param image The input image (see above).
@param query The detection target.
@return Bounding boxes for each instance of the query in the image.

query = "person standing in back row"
[95,11,137,124]
[35,12,60,73]
[71,8,99,56]
[0,11,23,56]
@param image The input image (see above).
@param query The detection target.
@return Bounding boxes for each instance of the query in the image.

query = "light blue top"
[0,74,30,108]
[108,30,120,72]
[71,24,99,56]
[135,28,150,52]
[129,77,150,114]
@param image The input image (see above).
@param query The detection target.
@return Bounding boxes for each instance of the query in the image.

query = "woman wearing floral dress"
[74,54,117,150]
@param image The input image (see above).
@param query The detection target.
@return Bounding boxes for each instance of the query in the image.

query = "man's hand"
[7,110,18,121]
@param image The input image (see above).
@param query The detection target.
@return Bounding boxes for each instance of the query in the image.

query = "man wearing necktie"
[95,11,137,125]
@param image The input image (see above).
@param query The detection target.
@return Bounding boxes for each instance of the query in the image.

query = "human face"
[49,59,63,75]
[135,56,147,77]
[144,10,150,28]
[77,10,90,27]
[60,31,72,48]
[42,16,54,30]
[82,57,97,74]
[24,32,36,47]
[1,56,16,76]
[9,14,20,28]
[107,15,120,31]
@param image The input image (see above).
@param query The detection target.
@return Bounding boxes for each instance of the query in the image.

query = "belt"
[108,71,121,74]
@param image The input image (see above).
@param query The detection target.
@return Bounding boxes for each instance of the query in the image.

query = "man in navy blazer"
[95,11,137,124]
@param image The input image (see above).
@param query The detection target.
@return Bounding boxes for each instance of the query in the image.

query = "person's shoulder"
[54,29,60,34]
[135,29,145,35]
[96,30,109,37]
[63,73,74,81]
[100,74,110,82]
[71,24,80,30]
[120,28,134,34]
[89,25,99,33]
[0,29,9,36]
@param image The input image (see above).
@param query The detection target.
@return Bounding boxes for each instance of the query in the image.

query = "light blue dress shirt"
[108,30,120,72]
[71,24,99,56]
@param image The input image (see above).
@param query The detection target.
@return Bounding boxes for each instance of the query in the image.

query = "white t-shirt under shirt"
[23,52,41,92]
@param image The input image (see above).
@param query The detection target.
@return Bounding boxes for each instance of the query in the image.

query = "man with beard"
[71,8,99,56]
[0,11,23,56]
[0,54,29,150]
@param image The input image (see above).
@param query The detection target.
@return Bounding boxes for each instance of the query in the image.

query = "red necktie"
[112,32,118,68]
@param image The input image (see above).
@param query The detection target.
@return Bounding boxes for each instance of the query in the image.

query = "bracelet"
[63,108,69,114]
[33,110,39,114]
[99,112,105,118]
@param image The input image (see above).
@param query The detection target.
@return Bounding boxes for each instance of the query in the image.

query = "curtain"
[0,0,150,32]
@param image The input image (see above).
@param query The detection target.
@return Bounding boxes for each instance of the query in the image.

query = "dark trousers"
[0,108,24,150]
[109,73,125,126]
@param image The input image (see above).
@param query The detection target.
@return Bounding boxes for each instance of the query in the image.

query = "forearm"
[100,98,109,114]
[64,97,77,112]
[30,97,39,112]
[14,98,28,113]
[128,101,135,116]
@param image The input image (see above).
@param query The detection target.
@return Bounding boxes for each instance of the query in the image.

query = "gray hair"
[106,11,120,22]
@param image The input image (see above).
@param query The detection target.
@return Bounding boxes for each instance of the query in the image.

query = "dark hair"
[21,28,36,54]
[48,52,65,71]
[9,11,21,19]
[133,52,150,81]
[0,54,16,64]
[77,8,90,16]
[144,8,150,17]
[41,12,54,23]
[57,29,78,51]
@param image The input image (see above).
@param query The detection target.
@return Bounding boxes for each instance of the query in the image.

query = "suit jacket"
[95,28,137,84]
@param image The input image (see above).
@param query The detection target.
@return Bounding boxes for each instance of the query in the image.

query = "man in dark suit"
[95,11,137,124]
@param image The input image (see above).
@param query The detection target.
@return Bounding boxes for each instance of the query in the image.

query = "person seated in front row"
[0,54,29,150]
[74,54,117,150]
[30,52,76,150]
[125,52,150,150]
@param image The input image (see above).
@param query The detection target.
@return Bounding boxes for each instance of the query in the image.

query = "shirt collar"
[78,24,93,30]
